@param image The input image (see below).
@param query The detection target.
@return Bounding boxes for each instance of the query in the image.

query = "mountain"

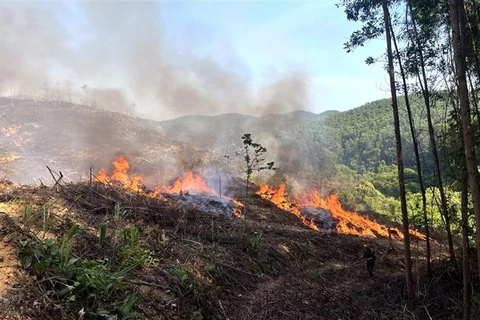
[136,109,334,151]
[0,97,210,184]
[141,97,445,192]
[135,109,344,191]
[0,96,445,194]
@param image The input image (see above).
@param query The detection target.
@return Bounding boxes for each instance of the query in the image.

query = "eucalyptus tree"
[338,0,414,300]
[389,9,432,279]
[448,0,480,286]
[405,0,456,264]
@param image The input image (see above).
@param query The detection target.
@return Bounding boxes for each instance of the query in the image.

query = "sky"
[160,1,390,113]
[0,1,390,120]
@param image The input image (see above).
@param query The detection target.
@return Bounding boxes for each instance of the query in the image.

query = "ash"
[164,192,239,218]
[301,206,337,231]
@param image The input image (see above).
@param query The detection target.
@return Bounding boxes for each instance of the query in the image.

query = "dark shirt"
[363,248,376,262]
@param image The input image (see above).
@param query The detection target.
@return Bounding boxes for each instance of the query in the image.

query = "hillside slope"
[0,179,462,320]
[137,110,343,190]
[0,98,210,185]
[138,96,448,192]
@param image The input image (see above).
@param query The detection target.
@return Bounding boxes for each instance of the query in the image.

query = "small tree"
[241,134,275,200]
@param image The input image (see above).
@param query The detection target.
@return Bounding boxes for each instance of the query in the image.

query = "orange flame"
[258,183,425,239]
[160,171,211,194]
[304,192,404,238]
[159,171,244,216]
[256,184,318,231]
[95,155,144,191]
[96,156,243,216]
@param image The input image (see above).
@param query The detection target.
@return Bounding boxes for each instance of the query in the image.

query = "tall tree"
[382,0,414,300]
[391,5,431,279]
[459,123,472,320]
[449,0,480,282]
[407,0,456,264]
[339,0,414,298]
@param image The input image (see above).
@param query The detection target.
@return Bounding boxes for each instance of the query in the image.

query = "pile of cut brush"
[0,180,474,319]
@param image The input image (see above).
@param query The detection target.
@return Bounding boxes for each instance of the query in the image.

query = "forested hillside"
[147,95,448,195]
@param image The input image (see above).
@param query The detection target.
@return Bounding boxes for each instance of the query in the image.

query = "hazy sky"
[0,1,390,120]
[160,1,390,113]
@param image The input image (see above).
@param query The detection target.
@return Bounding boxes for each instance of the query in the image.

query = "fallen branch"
[46,166,64,191]
[423,305,433,320]
[128,279,170,291]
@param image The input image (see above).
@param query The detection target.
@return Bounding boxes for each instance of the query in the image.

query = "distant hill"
[135,110,342,189]
[136,110,333,150]
[0,98,210,184]
[0,96,444,192]
[139,97,444,192]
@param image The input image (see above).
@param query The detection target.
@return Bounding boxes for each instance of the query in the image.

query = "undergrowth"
[15,202,153,319]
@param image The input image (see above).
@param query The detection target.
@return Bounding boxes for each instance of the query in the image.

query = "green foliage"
[170,264,204,304]
[18,224,141,318]
[247,231,263,254]
[368,164,420,197]
[99,222,107,245]
[406,188,462,236]
[118,226,159,270]
[339,181,401,223]
[21,203,52,237]
[241,134,275,178]
[241,133,275,199]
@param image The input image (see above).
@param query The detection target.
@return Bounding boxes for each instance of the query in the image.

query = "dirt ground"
[0,239,19,300]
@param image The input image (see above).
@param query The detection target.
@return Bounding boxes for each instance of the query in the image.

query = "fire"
[256,184,319,231]
[160,171,211,194]
[258,183,425,240]
[303,192,404,238]
[95,155,144,191]
[95,156,243,217]
[159,171,244,217]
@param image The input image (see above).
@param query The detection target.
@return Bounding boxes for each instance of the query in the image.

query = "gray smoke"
[0,2,312,120]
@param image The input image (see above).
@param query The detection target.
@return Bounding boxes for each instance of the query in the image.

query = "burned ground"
[0,180,475,319]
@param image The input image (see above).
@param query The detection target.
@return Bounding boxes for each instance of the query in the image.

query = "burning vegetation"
[95,155,243,217]
[0,156,450,320]
[95,156,423,240]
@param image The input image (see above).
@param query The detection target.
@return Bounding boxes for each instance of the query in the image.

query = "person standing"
[363,245,376,278]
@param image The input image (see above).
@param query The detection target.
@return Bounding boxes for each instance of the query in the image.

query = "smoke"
[255,71,310,116]
[0,2,312,120]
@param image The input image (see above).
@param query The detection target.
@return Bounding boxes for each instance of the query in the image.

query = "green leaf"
[99,223,107,245]
[67,257,79,267]
[33,261,47,273]
[64,224,80,243]
[19,240,29,248]
[118,292,139,316]
[20,254,33,269]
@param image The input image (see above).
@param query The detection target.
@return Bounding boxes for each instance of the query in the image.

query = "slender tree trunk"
[471,0,480,31]
[452,89,473,319]
[408,0,456,264]
[449,0,480,283]
[390,15,431,280]
[461,137,471,320]
[382,0,414,300]
[464,3,480,126]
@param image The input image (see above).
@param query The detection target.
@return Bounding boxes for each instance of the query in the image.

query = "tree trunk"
[461,139,471,320]
[382,0,414,300]
[408,0,456,264]
[391,11,431,280]
[464,4,480,129]
[449,0,480,283]
[452,89,472,319]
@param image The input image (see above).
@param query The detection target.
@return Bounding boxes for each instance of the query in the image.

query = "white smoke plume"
[0,2,312,120]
